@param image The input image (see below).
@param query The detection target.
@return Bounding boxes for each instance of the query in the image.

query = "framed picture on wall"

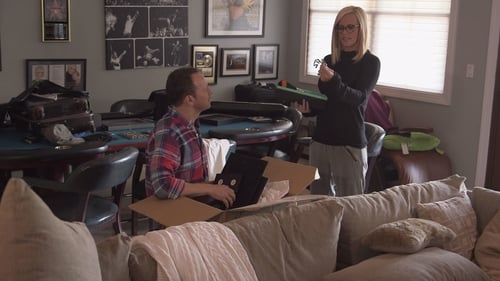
[220,48,251,77]
[205,0,265,37]
[252,44,279,80]
[192,45,218,85]
[41,0,71,42]
[26,59,86,91]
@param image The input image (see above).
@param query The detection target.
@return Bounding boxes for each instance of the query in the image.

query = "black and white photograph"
[253,44,279,80]
[104,0,188,70]
[135,39,164,68]
[106,39,134,70]
[105,7,148,38]
[150,7,188,37]
[164,38,189,67]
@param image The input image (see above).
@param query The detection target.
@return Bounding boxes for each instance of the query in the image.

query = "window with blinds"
[299,0,457,105]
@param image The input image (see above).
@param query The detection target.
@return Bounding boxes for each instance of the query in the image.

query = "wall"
[285,0,498,186]
[1,0,498,187]
[0,0,288,113]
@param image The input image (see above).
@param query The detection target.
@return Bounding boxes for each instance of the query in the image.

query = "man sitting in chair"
[145,67,236,209]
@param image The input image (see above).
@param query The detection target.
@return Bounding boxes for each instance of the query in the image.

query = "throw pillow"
[474,210,500,281]
[361,218,456,254]
[0,178,102,281]
[333,174,466,268]
[416,193,478,259]
[96,233,132,281]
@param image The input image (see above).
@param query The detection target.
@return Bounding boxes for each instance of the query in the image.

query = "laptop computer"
[205,152,268,210]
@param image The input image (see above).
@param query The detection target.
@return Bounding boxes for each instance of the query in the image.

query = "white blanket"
[131,221,258,281]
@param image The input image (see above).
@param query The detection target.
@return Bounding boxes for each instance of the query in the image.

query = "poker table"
[0,115,292,174]
[0,100,296,193]
[0,127,110,186]
[200,117,293,145]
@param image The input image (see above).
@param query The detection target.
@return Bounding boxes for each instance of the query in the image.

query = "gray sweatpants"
[309,141,367,196]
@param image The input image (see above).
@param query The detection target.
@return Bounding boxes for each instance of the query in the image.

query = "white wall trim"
[475,0,500,186]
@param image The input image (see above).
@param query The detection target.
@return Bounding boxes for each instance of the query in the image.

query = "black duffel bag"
[8,80,95,134]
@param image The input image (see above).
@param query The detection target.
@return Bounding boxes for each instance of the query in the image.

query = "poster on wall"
[104,0,189,70]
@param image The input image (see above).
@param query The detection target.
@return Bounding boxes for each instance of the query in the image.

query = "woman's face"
[337,13,359,52]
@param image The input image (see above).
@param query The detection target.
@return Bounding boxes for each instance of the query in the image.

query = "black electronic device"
[208,153,268,209]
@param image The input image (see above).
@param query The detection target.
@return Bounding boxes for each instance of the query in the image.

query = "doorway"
[485,41,500,190]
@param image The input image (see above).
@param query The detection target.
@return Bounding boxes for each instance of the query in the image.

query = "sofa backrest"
[224,199,344,281]
[470,186,500,234]
[330,174,466,269]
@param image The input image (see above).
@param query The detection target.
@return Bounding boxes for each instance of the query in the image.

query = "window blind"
[303,0,453,98]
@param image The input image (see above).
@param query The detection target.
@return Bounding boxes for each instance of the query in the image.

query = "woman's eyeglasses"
[335,24,360,33]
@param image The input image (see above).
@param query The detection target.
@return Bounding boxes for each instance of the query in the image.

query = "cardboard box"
[128,156,320,227]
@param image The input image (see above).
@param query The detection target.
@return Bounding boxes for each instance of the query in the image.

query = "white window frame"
[298,0,459,106]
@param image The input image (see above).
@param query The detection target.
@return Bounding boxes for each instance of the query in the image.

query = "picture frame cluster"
[192,44,279,85]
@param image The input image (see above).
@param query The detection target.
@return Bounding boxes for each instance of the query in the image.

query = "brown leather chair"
[373,149,453,190]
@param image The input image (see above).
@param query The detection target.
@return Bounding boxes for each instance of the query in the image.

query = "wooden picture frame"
[192,45,218,85]
[26,59,86,91]
[220,48,251,77]
[42,0,71,42]
[252,44,279,80]
[205,0,265,37]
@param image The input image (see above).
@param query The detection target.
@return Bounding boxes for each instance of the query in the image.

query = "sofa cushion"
[416,193,477,259]
[361,218,456,254]
[331,174,466,268]
[0,178,102,281]
[96,233,132,281]
[129,247,157,281]
[470,186,500,233]
[224,198,344,281]
[321,247,490,281]
[474,210,500,281]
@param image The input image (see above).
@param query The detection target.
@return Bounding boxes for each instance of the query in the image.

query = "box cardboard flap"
[129,196,222,227]
[128,157,318,227]
[228,194,330,212]
[261,156,317,195]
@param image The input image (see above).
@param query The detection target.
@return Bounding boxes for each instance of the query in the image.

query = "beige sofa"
[1,175,499,281]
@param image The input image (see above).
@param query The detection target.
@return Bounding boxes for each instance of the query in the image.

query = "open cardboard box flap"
[129,156,318,227]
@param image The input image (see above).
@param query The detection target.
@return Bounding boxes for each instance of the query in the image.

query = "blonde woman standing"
[298,6,380,196]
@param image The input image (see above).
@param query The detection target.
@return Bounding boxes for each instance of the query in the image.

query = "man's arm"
[182,182,236,209]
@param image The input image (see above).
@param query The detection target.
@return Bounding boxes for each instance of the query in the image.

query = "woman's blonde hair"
[331,6,368,64]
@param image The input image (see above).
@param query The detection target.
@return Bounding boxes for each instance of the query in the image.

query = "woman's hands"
[291,99,311,114]
[318,62,335,82]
